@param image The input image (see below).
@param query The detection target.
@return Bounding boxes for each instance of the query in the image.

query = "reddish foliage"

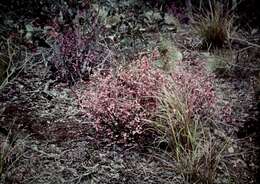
[172,64,216,119]
[80,56,165,143]
[171,60,232,123]
[49,10,110,85]
[79,54,231,144]
[51,27,95,83]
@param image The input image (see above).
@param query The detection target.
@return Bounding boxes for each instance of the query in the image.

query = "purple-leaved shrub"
[80,56,165,143]
[79,51,231,144]
[49,9,111,85]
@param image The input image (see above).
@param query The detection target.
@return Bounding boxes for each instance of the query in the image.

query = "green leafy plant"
[192,2,234,48]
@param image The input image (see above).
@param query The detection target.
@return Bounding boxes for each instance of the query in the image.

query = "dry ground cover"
[0,1,260,184]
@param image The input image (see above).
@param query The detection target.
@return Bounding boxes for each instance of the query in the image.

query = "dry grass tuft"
[152,85,194,152]
[192,2,235,48]
[151,83,229,184]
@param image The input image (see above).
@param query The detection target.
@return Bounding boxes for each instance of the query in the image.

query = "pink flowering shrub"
[80,56,165,143]
[79,51,231,144]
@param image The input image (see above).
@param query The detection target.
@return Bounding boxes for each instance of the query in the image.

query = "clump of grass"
[152,85,195,152]
[0,39,11,89]
[151,83,229,183]
[175,133,228,184]
[192,2,234,48]
[0,62,7,87]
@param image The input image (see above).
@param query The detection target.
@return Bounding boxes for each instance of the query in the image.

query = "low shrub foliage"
[80,56,165,143]
[49,8,111,85]
[79,49,227,144]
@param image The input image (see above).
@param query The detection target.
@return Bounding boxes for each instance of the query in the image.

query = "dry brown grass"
[150,83,230,183]
[192,2,235,48]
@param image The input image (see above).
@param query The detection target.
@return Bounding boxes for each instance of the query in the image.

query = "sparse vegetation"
[0,0,259,183]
